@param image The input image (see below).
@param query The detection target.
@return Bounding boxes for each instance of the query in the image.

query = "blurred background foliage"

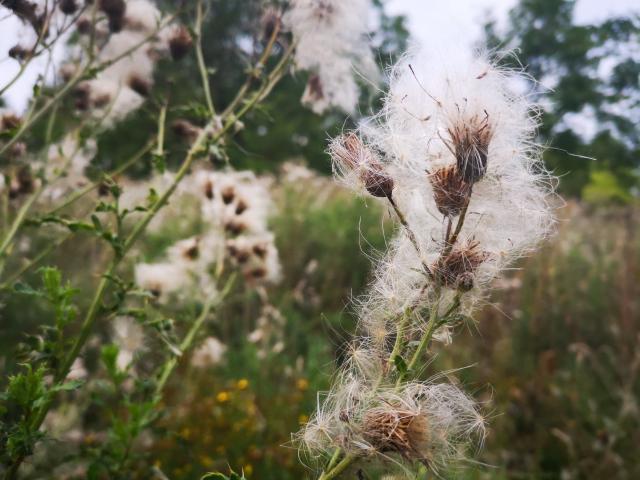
[1,0,639,479]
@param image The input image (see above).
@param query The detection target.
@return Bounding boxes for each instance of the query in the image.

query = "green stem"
[388,308,412,369]
[319,454,356,480]
[154,275,235,396]
[0,232,72,290]
[194,0,216,118]
[46,139,155,216]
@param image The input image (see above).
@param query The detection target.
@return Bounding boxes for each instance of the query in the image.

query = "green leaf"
[13,281,42,297]
[393,355,408,375]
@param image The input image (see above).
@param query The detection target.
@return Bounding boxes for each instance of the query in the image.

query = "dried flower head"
[434,241,487,290]
[261,7,282,42]
[172,119,201,143]
[445,114,493,184]
[99,0,126,32]
[168,25,193,60]
[331,132,394,198]
[284,0,377,113]
[128,74,152,96]
[0,113,22,132]
[429,166,471,217]
[59,0,78,15]
[362,406,431,462]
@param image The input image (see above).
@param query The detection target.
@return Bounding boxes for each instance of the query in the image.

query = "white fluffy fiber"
[284,0,377,113]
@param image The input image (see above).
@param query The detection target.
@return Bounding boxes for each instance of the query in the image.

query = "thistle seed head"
[362,407,431,462]
[434,241,487,290]
[447,114,493,184]
[429,166,471,217]
[331,133,394,198]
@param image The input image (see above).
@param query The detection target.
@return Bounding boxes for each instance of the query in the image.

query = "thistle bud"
[447,114,493,184]
[168,26,193,61]
[429,165,471,217]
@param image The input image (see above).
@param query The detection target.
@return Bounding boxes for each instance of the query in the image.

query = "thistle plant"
[301,43,556,479]
[0,0,558,478]
[0,0,379,477]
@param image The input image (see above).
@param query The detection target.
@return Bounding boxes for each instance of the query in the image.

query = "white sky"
[1,0,639,111]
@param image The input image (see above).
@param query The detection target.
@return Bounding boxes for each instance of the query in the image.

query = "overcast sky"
[1,0,638,111]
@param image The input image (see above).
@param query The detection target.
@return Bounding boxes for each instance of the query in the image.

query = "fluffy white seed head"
[284,0,377,113]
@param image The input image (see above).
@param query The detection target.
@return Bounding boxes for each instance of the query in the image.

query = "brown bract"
[434,241,487,290]
[429,165,471,217]
[446,114,493,184]
[362,407,431,463]
[332,133,394,198]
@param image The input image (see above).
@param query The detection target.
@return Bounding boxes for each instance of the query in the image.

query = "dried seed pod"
[261,7,282,42]
[9,167,36,199]
[252,244,267,259]
[434,241,487,289]
[128,75,151,97]
[0,113,22,132]
[59,0,78,14]
[184,243,199,260]
[225,220,246,235]
[362,166,394,198]
[99,0,126,32]
[221,186,235,204]
[332,133,394,198]
[235,199,248,215]
[303,74,324,104]
[429,165,471,217]
[8,45,29,60]
[172,119,201,143]
[362,407,431,461]
[246,267,267,280]
[168,25,193,61]
[447,114,493,184]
